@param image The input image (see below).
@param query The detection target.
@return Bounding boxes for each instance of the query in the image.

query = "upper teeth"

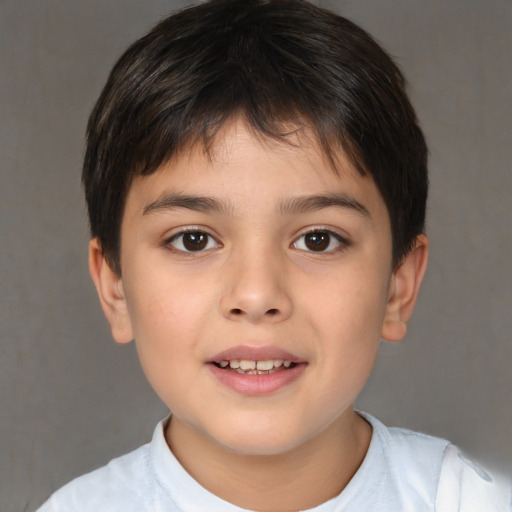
[219,359,292,370]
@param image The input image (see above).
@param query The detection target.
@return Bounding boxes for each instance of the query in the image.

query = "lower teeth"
[235,369,274,375]
[214,363,296,374]
[230,366,293,375]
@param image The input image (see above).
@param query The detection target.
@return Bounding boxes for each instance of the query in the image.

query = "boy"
[37,0,510,510]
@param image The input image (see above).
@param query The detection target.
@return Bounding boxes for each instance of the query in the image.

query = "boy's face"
[91,119,426,457]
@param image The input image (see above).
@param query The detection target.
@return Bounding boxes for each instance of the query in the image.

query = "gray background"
[1,1,511,511]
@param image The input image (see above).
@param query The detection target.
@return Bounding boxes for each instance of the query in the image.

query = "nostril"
[266,308,279,315]
[231,308,244,315]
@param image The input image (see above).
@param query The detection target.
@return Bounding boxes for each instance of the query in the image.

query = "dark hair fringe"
[83,0,428,274]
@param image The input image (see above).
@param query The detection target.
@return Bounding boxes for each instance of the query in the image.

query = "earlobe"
[88,239,133,344]
[381,234,429,342]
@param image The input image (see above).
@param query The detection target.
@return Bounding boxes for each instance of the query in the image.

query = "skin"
[90,118,428,511]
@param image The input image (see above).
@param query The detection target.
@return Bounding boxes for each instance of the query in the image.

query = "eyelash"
[164,227,351,255]
[291,229,351,254]
[165,228,221,254]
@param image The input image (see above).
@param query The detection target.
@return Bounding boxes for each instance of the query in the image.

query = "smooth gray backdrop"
[1,1,511,511]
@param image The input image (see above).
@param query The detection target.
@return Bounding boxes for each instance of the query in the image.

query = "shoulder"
[355,413,511,511]
[376,418,452,505]
[35,442,154,512]
[363,413,451,487]
[385,422,451,465]
[435,444,511,512]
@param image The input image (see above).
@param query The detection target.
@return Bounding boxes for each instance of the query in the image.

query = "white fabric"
[36,413,511,512]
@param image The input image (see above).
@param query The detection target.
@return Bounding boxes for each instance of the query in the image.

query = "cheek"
[125,264,215,336]
[303,263,390,328]
[126,283,200,405]
[122,271,218,382]
[302,264,390,391]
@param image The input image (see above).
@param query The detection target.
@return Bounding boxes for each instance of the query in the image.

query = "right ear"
[88,238,133,344]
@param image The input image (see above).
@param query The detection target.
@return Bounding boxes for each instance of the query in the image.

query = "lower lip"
[207,363,307,396]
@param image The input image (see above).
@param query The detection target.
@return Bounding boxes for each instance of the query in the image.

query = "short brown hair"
[83,0,428,275]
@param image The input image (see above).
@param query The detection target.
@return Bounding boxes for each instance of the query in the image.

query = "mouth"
[207,346,306,395]
[212,358,296,375]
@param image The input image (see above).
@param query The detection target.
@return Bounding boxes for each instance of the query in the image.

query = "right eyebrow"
[278,193,370,218]
[142,193,232,216]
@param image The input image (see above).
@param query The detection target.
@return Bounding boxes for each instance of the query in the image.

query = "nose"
[220,245,293,323]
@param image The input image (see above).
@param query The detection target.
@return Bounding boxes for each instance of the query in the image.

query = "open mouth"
[208,352,306,394]
[212,359,296,375]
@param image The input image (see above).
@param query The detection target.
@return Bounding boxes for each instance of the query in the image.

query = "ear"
[88,238,133,344]
[381,234,429,342]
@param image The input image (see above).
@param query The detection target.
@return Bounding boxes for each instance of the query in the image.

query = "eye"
[167,230,220,253]
[292,230,348,253]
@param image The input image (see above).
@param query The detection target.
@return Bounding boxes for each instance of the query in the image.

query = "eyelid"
[291,227,351,253]
[164,226,222,253]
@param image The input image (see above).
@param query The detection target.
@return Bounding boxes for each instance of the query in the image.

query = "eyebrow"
[278,193,370,218]
[142,192,370,218]
[143,193,232,216]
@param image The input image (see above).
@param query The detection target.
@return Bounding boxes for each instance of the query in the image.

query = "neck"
[166,410,372,512]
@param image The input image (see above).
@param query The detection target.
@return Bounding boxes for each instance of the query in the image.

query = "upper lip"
[209,345,305,364]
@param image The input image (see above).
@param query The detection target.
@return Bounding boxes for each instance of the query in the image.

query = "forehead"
[124,119,389,226]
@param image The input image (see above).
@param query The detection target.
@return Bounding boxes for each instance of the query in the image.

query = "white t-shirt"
[36,413,510,512]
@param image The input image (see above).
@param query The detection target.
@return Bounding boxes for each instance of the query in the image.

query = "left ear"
[88,238,134,344]
[381,234,429,342]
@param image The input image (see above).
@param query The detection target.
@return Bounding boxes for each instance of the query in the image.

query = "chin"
[204,415,315,457]
[219,434,302,457]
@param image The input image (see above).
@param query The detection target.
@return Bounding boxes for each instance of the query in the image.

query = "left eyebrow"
[142,193,232,216]
[278,193,371,218]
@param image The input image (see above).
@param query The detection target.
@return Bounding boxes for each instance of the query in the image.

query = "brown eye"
[182,232,208,251]
[168,230,219,252]
[304,232,330,251]
[293,230,348,253]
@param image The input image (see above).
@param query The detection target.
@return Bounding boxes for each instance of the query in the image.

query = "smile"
[215,359,294,375]
[208,347,306,395]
